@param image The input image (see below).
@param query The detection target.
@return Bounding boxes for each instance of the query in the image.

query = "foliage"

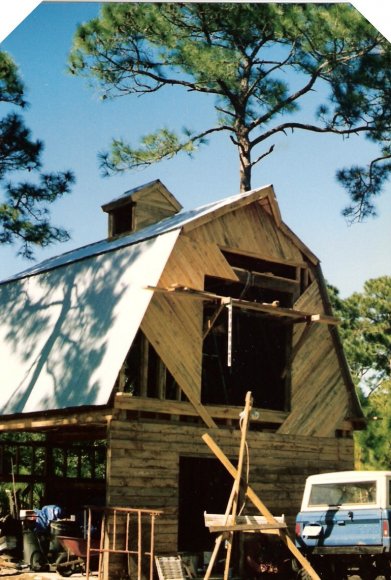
[69,3,390,218]
[335,43,391,222]
[329,277,391,469]
[0,431,106,512]
[355,383,391,470]
[0,51,74,259]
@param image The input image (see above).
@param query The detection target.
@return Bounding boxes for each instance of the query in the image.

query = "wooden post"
[202,433,321,580]
[226,299,233,367]
[204,483,236,579]
[223,391,252,579]
[204,393,252,580]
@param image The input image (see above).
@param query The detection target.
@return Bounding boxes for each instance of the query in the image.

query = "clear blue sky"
[1,2,390,297]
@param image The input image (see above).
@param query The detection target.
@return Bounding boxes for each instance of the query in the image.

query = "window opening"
[0,434,106,511]
[221,250,298,281]
[110,204,134,236]
[220,248,312,297]
[117,330,179,400]
[202,271,293,411]
[0,436,106,482]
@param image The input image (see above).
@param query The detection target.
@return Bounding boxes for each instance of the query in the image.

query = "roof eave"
[181,184,275,234]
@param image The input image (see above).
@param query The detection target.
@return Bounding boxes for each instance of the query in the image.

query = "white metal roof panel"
[0,229,179,415]
[2,185,273,284]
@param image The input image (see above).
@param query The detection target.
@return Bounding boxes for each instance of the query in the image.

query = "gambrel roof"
[0,183,359,422]
[0,184,278,416]
[2,183,316,285]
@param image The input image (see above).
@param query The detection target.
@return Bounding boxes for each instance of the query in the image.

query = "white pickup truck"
[295,471,391,579]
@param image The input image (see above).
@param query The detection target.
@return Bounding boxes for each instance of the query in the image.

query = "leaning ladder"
[202,391,321,580]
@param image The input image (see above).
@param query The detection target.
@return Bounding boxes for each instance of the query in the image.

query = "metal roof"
[0,230,179,415]
[1,184,274,285]
[0,183,285,416]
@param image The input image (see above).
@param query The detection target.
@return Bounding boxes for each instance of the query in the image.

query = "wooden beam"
[114,393,288,425]
[203,302,226,339]
[224,391,252,577]
[147,285,340,325]
[156,359,167,400]
[230,298,339,325]
[233,267,300,301]
[0,409,112,432]
[207,522,287,533]
[139,333,149,397]
[204,392,252,580]
[205,513,286,530]
[217,245,309,270]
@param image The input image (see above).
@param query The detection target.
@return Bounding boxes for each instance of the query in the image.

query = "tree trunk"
[238,129,252,192]
[239,161,252,192]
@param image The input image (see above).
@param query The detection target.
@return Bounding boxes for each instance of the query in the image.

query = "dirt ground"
[0,574,57,579]
[0,568,86,580]
[0,571,364,579]
[0,574,83,579]
[0,572,88,579]
[1,575,54,579]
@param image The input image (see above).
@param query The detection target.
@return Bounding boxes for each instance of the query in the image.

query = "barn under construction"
[0,180,364,578]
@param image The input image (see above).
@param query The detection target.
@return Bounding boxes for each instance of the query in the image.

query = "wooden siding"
[141,293,203,400]
[140,200,307,410]
[106,418,354,554]
[115,393,288,425]
[188,203,305,263]
[140,234,239,426]
[278,281,351,436]
[137,202,356,436]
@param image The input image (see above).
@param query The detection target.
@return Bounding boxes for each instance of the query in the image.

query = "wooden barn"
[0,180,364,577]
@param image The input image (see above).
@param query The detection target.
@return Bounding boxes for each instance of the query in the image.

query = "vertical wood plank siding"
[278,282,351,436]
[188,204,304,263]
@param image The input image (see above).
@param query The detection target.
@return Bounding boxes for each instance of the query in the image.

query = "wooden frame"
[147,285,340,326]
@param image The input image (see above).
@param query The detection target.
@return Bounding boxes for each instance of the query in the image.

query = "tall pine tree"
[0,51,74,260]
[329,277,391,469]
[69,3,390,220]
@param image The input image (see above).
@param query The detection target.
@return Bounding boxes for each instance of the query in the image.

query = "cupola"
[101,179,183,238]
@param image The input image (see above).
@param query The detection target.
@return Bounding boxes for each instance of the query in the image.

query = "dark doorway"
[178,456,233,552]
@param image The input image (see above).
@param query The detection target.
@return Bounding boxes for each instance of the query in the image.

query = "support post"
[204,392,252,580]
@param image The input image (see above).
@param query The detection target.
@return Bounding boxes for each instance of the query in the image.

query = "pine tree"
[69,3,390,220]
[0,51,75,259]
[329,277,391,469]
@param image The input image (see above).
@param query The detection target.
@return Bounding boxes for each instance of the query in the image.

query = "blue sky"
[0,2,390,297]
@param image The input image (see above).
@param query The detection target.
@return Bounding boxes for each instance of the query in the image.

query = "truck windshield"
[308,481,377,506]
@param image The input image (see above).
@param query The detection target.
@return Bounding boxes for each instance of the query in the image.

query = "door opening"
[178,456,232,552]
